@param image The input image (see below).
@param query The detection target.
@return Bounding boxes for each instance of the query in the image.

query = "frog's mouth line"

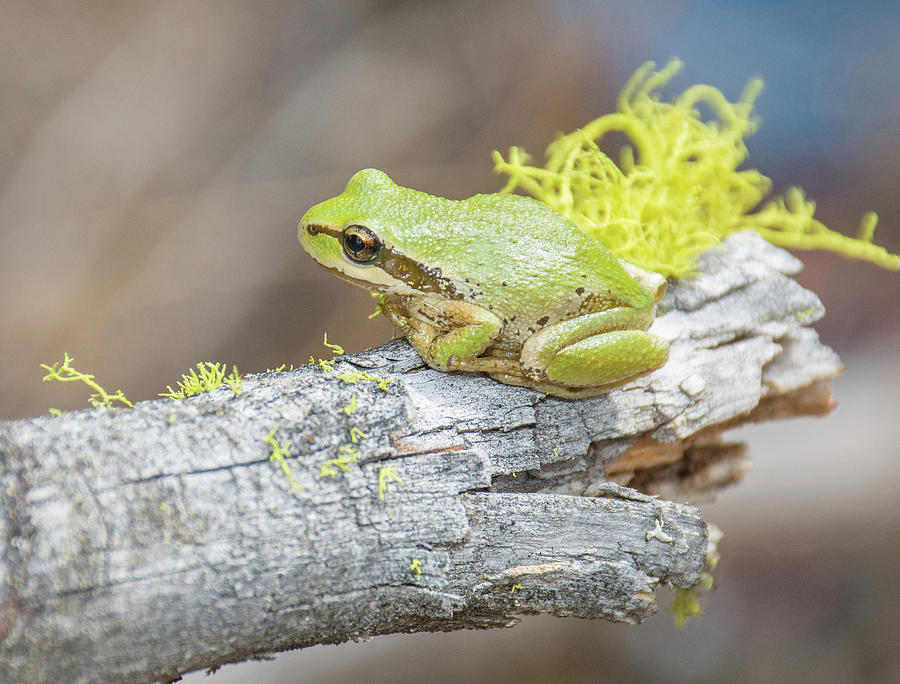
[304,222,458,299]
[318,263,393,293]
[317,250,458,300]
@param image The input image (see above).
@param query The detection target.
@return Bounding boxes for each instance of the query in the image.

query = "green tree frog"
[298,169,669,398]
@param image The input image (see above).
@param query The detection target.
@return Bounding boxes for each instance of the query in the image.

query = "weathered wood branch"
[0,231,843,683]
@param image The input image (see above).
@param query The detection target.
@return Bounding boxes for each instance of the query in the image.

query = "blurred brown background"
[1,1,898,682]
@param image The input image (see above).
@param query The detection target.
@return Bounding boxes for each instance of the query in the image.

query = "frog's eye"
[342,225,382,263]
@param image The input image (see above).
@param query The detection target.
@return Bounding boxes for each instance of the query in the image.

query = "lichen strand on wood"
[0,231,843,683]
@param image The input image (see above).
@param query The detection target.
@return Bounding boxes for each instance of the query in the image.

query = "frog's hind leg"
[520,307,669,391]
[545,329,668,390]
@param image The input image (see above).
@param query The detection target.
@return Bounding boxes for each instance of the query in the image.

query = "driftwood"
[0,231,842,683]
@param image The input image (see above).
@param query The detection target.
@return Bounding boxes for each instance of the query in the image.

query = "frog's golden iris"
[341,225,381,263]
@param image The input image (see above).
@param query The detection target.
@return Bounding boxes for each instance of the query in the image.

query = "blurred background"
[1,1,898,682]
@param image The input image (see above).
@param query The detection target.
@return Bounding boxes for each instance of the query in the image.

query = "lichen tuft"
[493,59,899,277]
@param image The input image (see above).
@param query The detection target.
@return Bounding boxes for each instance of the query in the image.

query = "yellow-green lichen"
[668,521,720,626]
[41,353,133,409]
[265,426,300,493]
[160,362,242,400]
[409,558,423,579]
[493,59,899,277]
[668,586,704,627]
[335,369,391,392]
[310,356,336,372]
[309,332,392,391]
[225,370,243,395]
[338,394,358,416]
[794,306,818,323]
[369,292,386,319]
[319,444,359,478]
[338,394,359,416]
[266,363,296,373]
[320,426,369,478]
[377,465,403,501]
[322,332,344,355]
[309,332,342,371]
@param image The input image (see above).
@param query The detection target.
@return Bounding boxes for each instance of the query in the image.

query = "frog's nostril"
[307,223,321,236]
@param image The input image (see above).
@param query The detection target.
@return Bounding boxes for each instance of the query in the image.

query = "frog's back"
[395,189,651,313]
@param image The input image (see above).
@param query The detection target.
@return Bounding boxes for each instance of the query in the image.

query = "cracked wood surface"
[0,231,843,683]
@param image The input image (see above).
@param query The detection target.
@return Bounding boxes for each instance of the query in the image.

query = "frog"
[298,168,669,398]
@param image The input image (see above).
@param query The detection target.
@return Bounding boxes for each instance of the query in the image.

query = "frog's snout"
[297,217,320,253]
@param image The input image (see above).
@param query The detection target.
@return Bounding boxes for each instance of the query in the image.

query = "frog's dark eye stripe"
[306,223,341,239]
[342,225,382,263]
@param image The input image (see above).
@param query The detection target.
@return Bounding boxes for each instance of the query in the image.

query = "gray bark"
[0,231,842,683]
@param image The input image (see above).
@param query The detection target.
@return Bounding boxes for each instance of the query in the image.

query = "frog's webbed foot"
[381,300,442,367]
[380,298,414,333]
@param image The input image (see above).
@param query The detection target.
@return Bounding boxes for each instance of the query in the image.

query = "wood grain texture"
[0,231,843,683]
